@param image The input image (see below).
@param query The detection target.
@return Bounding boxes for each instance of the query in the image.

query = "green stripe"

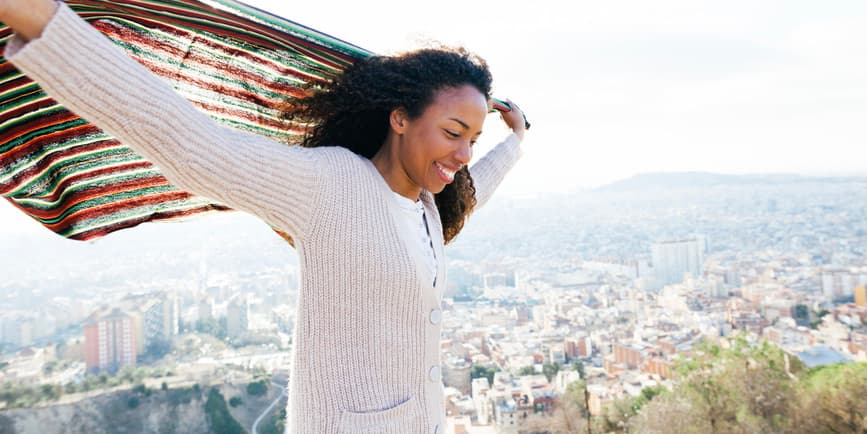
[6,146,139,195]
[32,184,179,225]
[0,82,43,105]
[14,168,159,208]
[60,197,219,237]
[0,0,382,241]
[0,105,68,132]
[0,118,92,156]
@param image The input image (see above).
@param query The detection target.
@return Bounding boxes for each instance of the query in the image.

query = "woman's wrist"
[1,0,58,41]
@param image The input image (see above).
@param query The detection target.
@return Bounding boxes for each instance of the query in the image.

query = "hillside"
[0,382,281,434]
[595,172,866,192]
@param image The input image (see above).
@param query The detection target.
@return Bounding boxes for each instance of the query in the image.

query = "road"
[251,381,287,434]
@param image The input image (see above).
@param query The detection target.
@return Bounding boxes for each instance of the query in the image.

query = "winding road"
[251,381,287,434]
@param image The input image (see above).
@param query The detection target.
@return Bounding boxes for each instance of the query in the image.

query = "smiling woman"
[284,47,522,243]
[0,0,526,433]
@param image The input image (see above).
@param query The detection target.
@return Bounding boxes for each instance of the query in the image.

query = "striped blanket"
[0,0,520,241]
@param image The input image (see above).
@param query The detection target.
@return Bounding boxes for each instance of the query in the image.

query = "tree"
[64,382,78,394]
[259,407,287,434]
[145,339,173,359]
[204,388,246,434]
[195,317,228,339]
[598,386,665,433]
[39,384,62,401]
[524,380,590,434]
[42,361,58,375]
[633,336,799,433]
[543,362,561,382]
[572,360,586,379]
[519,366,536,376]
[229,396,243,407]
[247,380,268,396]
[793,362,867,433]
[470,365,499,386]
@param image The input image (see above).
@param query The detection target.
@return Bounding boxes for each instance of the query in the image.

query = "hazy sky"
[1,0,865,232]
[237,0,866,195]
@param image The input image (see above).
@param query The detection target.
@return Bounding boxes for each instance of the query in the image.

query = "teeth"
[436,162,456,181]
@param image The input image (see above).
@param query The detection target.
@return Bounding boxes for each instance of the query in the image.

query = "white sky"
[241,0,866,194]
[1,0,866,232]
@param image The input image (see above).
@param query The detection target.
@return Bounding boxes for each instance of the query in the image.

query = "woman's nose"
[455,141,472,165]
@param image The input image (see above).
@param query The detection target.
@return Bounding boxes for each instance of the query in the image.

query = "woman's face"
[396,84,488,195]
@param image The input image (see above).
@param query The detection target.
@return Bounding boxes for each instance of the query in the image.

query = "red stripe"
[0,110,86,146]
[1,123,106,165]
[99,20,333,93]
[69,204,232,241]
[44,190,196,232]
[0,96,58,122]
[16,175,175,221]
[17,161,156,204]
[75,1,358,68]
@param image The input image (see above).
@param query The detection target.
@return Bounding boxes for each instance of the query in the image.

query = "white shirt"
[392,191,438,286]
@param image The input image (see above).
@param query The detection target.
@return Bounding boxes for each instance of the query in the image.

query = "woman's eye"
[445,130,460,138]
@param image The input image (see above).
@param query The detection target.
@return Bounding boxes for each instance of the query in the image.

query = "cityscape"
[1,172,866,433]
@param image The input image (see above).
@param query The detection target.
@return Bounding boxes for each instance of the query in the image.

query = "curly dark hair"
[282,47,493,244]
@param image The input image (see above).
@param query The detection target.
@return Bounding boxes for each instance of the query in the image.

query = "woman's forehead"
[426,85,488,125]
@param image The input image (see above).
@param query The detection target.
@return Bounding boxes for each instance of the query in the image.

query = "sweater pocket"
[337,395,419,433]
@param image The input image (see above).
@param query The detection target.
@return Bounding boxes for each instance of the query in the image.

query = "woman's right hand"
[499,98,526,141]
[0,0,58,42]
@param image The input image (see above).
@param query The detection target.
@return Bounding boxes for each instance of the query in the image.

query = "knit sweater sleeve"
[4,3,322,241]
[469,132,522,210]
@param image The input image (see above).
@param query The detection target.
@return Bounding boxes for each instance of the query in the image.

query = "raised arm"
[470,99,526,209]
[2,1,323,241]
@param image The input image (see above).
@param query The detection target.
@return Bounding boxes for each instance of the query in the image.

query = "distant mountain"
[595,172,866,192]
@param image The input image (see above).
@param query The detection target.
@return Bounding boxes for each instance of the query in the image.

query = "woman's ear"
[389,107,409,134]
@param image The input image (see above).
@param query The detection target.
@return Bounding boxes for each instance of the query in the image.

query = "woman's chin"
[427,183,447,194]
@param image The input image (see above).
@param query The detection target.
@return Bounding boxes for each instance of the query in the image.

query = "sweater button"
[429,309,442,324]
[428,365,441,382]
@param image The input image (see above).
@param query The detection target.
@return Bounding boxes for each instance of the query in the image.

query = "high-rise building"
[84,308,136,373]
[227,296,249,339]
[162,294,179,339]
[117,291,180,356]
[128,311,145,356]
[483,272,513,289]
[651,237,706,286]
[471,377,492,425]
[0,316,33,347]
[198,297,214,321]
[855,286,867,307]
[143,300,164,349]
[822,270,867,299]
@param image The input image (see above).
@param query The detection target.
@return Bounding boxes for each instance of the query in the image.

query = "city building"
[471,377,492,425]
[227,296,249,339]
[855,285,866,307]
[651,237,706,286]
[0,316,34,348]
[83,308,136,373]
[198,297,214,321]
[443,357,473,394]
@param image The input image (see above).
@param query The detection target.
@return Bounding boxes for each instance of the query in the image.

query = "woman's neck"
[371,143,421,201]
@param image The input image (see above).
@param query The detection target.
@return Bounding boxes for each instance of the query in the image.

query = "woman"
[1,1,526,432]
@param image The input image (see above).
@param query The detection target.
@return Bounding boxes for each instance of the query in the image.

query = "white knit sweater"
[6,4,522,433]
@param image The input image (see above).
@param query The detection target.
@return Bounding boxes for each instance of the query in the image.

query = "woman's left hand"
[500,98,526,141]
[0,0,58,42]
